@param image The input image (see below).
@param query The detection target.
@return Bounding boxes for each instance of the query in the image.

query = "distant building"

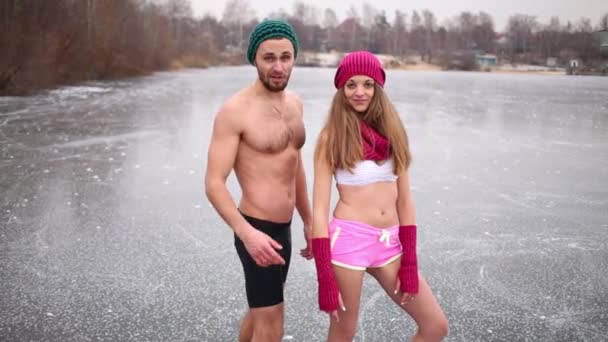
[570,59,580,67]
[592,30,608,55]
[376,54,400,68]
[476,54,497,66]
[495,34,510,48]
[546,57,558,67]
[296,52,340,68]
[567,59,581,75]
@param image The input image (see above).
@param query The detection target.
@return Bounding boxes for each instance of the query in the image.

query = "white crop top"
[334,159,398,186]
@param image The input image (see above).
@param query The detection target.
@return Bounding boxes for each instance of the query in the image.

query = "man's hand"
[300,225,313,260]
[241,228,285,267]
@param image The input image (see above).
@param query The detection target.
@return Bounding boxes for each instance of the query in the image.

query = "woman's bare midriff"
[334,181,399,229]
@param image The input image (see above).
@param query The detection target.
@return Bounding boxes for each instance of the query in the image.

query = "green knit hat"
[247,20,299,65]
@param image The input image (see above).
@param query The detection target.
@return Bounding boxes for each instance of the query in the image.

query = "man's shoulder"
[214,90,251,133]
[217,89,249,118]
[284,90,303,115]
[284,90,303,105]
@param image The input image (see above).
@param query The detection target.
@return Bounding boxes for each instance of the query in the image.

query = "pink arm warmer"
[311,238,340,312]
[398,225,419,294]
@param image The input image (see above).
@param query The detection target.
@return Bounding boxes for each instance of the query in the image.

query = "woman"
[311,51,449,341]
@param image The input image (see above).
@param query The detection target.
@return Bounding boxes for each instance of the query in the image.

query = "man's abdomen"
[239,180,296,223]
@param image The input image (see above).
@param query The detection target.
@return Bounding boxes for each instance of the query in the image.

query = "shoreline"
[207,61,569,76]
[380,60,569,75]
[393,64,567,76]
[0,62,595,97]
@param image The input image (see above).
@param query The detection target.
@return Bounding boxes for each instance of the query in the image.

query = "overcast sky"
[189,0,607,31]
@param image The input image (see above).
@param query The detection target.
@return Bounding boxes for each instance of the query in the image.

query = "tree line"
[1,0,607,95]
[1,0,211,95]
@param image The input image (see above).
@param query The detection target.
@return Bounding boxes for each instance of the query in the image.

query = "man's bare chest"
[243,111,305,154]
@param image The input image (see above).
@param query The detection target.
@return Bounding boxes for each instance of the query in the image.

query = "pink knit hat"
[334,50,386,89]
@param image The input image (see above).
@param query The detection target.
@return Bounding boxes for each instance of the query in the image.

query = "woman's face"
[343,75,375,113]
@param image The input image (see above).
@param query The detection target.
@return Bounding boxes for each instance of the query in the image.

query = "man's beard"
[258,69,290,92]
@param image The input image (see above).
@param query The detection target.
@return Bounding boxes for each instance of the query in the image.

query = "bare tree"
[506,14,538,61]
[573,17,595,61]
[577,17,593,32]
[346,5,359,22]
[391,10,408,56]
[422,9,437,62]
[362,2,378,28]
[323,8,339,51]
[0,0,223,94]
[369,11,390,53]
[362,3,379,50]
[221,0,256,25]
[293,2,307,20]
[199,14,226,61]
[288,3,322,51]
[165,0,192,54]
[537,16,561,59]
[459,11,477,49]
[3,2,605,95]
[410,10,425,56]
[293,2,320,26]
[323,8,338,28]
[600,13,608,30]
[267,9,289,21]
[221,0,256,51]
[166,0,192,18]
[343,5,361,51]
[474,11,496,53]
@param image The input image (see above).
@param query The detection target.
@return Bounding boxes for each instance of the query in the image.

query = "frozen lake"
[1,66,607,341]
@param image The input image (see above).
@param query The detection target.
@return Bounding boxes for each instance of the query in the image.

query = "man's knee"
[250,305,284,342]
[252,324,283,342]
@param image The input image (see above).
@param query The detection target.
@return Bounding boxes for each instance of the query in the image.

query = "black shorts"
[234,213,292,308]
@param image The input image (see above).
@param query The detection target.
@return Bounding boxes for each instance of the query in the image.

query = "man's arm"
[204,101,251,237]
[295,151,312,226]
[293,95,313,259]
[296,151,313,259]
[204,101,285,266]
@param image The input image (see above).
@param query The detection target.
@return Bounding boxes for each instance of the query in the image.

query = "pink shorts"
[329,217,402,270]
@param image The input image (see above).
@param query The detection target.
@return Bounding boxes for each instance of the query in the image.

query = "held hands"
[300,225,313,260]
[241,227,285,267]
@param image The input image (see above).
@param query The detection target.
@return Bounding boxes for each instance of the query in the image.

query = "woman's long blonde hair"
[315,84,412,174]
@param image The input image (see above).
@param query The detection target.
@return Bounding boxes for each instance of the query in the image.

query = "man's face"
[254,38,295,92]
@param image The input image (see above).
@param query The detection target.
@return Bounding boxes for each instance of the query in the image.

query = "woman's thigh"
[366,259,447,328]
[331,265,366,329]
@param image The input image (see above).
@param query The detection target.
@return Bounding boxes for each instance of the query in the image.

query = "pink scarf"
[360,120,390,161]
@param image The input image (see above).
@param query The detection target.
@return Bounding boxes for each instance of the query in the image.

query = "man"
[204,20,312,342]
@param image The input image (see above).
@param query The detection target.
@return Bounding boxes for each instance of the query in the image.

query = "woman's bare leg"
[367,259,448,342]
[328,265,365,342]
